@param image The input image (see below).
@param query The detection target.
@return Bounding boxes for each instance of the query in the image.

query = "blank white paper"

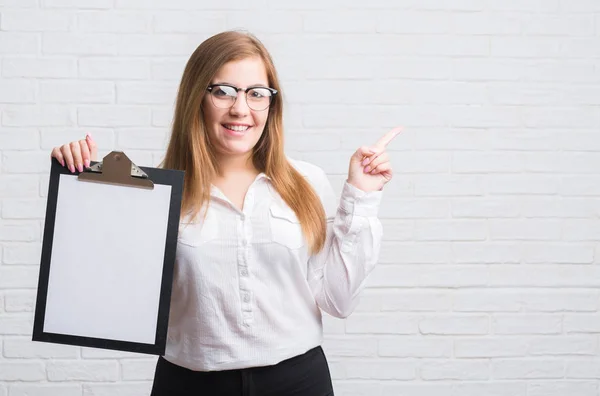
[43,174,172,344]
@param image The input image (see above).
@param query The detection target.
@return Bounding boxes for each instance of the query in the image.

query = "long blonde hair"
[162,31,327,254]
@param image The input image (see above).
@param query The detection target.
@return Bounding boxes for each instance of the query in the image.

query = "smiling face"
[202,57,270,162]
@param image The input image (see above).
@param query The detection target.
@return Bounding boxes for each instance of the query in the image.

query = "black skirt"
[150,346,334,396]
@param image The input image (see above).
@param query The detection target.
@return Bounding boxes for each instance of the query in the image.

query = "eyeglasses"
[206,84,277,111]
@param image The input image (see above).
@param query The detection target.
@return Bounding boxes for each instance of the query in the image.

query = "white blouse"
[163,159,383,371]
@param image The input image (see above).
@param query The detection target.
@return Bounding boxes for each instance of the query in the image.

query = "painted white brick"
[1,10,71,31]
[379,219,413,241]
[524,107,599,128]
[454,291,522,312]
[486,175,558,195]
[492,359,564,379]
[528,381,597,396]
[152,11,224,33]
[0,314,33,335]
[452,382,528,396]
[0,221,40,242]
[43,0,113,8]
[419,315,488,335]
[417,35,489,57]
[304,11,377,33]
[452,12,524,35]
[0,175,39,197]
[3,242,42,264]
[81,347,147,359]
[529,336,598,356]
[451,242,522,264]
[564,314,600,333]
[380,383,447,396]
[524,15,594,36]
[148,108,172,129]
[79,58,150,80]
[380,290,452,312]
[420,360,490,380]
[449,105,521,128]
[226,11,302,33]
[0,362,45,381]
[379,337,452,358]
[40,81,114,103]
[82,383,153,396]
[563,220,600,241]
[379,242,451,264]
[0,128,39,149]
[488,265,600,288]
[413,129,488,150]
[2,151,52,174]
[489,0,559,12]
[519,291,599,312]
[150,58,186,80]
[78,106,150,127]
[116,0,259,9]
[419,266,489,288]
[0,80,35,103]
[415,175,484,196]
[117,34,197,56]
[377,12,451,34]
[566,360,600,378]
[414,220,487,241]
[0,0,37,6]
[2,57,77,78]
[8,385,82,396]
[115,128,170,150]
[322,315,345,334]
[452,198,520,218]
[492,314,562,335]
[40,128,115,150]
[47,361,119,381]
[345,314,420,334]
[120,359,157,380]
[455,338,529,358]
[489,220,562,241]
[116,82,177,105]
[414,0,483,11]
[4,338,79,358]
[561,176,600,196]
[0,32,39,54]
[322,337,378,357]
[268,0,345,9]
[77,11,149,33]
[521,243,594,264]
[2,105,75,127]
[0,266,39,289]
[453,59,525,81]
[43,33,118,55]
[377,57,452,80]
[343,360,416,380]
[3,291,36,312]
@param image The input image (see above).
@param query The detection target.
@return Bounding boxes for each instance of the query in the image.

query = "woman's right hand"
[50,133,98,173]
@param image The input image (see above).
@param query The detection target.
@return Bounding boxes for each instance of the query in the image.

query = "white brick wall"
[0,1,599,395]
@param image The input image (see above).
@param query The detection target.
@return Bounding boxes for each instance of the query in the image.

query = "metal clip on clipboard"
[78,151,154,190]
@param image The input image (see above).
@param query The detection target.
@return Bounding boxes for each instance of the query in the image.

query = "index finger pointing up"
[374,126,403,149]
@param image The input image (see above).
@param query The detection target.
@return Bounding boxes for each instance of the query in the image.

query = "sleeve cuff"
[339,181,383,217]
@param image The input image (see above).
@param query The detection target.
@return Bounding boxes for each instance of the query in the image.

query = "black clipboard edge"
[33,158,185,357]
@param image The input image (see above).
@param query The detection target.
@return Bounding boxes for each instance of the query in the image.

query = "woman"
[51,31,400,396]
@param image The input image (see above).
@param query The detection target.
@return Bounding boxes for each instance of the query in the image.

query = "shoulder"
[287,157,329,187]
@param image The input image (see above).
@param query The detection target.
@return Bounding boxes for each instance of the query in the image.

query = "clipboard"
[32,151,184,355]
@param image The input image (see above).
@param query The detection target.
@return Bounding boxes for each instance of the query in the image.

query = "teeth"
[224,124,249,132]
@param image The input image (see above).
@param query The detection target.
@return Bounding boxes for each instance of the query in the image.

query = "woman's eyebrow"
[212,81,269,87]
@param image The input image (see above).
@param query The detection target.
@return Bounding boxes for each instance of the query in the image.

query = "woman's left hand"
[346,127,402,193]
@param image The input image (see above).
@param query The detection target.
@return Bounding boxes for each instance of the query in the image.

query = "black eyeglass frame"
[206,84,278,111]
